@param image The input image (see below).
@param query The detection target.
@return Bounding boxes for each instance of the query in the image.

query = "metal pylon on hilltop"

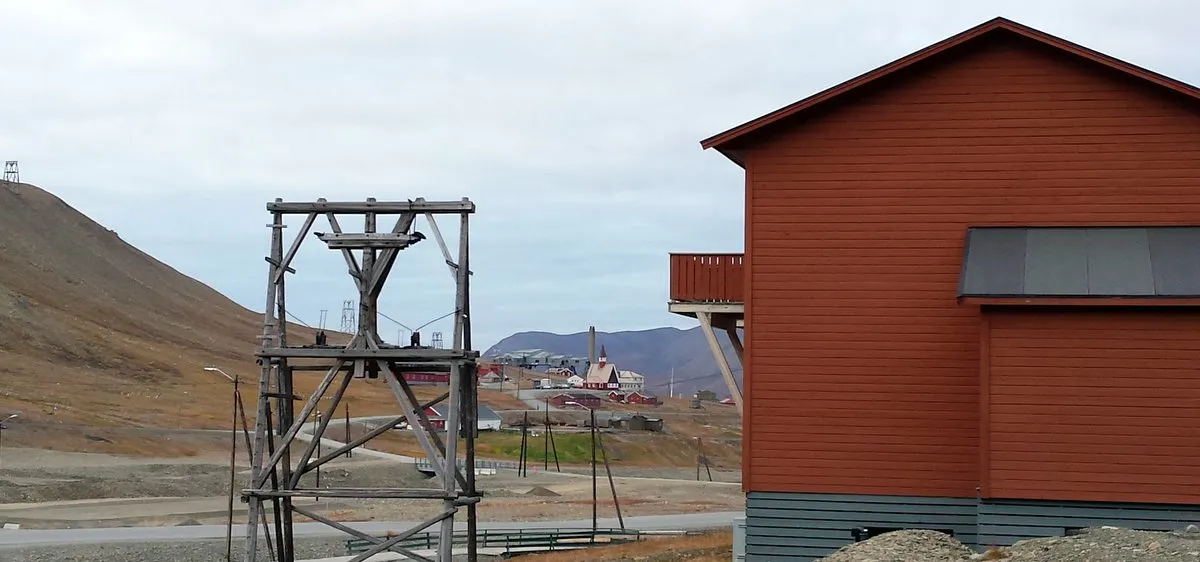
[246,197,479,562]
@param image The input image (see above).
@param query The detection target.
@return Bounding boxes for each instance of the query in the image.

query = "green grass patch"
[472,430,596,464]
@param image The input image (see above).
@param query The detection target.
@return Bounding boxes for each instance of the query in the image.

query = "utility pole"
[314,411,322,499]
[590,407,597,532]
[543,407,550,472]
[0,414,17,469]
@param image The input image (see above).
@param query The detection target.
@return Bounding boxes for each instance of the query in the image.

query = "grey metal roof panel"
[958,226,1200,298]
[960,228,1026,296]
[1023,229,1089,295]
[1085,228,1155,296]
[1147,227,1200,296]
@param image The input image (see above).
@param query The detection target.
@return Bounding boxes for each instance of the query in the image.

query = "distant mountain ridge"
[483,326,743,397]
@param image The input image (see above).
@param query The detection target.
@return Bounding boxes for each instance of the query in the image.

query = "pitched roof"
[701,17,1200,167]
[585,362,618,383]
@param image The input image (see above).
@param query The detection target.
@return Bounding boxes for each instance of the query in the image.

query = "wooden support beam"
[267,199,475,214]
[696,311,743,418]
[271,212,317,285]
[315,232,424,249]
[256,347,477,360]
[724,324,744,367]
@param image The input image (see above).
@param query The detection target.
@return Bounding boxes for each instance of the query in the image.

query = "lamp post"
[204,366,238,562]
[0,413,18,470]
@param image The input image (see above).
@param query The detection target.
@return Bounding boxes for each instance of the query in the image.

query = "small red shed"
[626,391,659,406]
[673,16,1200,560]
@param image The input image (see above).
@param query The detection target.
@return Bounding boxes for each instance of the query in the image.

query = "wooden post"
[697,311,743,417]
[548,417,561,471]
[520,411,529,477]
[590,408,597,532]
[543,407,550,472]
[596,429,624,530]
[344,403,351,459]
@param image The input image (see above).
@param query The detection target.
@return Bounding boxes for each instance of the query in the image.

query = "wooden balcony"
[669,253,744,303]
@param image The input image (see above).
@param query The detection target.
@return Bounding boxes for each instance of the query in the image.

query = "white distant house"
[567,374,585,387]
[396,404,502,431]
[617,370,645,393]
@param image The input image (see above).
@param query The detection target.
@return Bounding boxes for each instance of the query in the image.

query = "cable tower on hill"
[2,161,18,183]
[339,299,355,333]
[245,196,479,562]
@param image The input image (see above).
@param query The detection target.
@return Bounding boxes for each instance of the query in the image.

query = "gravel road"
[3,536,503,561]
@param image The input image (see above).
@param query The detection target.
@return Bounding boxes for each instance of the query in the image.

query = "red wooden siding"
[983,308,1200,505]
[669,253,744,302]
[742,33,1200,497]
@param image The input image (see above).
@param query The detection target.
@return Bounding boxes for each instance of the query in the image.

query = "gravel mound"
[1003,526,1200,561]
[817,526,1200,562]
[819,530,975,562]
[524,486,560,497]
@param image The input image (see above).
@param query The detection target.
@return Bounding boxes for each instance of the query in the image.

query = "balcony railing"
[669,253,744,303]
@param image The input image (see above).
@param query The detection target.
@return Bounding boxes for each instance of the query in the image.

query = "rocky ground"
[0,447,743,531]
[819,526,1200,562]
[4,536,504,562]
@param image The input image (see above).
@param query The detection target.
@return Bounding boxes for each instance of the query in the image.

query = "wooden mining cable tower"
[244,197,480,562]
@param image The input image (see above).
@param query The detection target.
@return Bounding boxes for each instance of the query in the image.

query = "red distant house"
[548,392,601,409]
[402,372,449,385]
[625,391,658,406]
[668,16,1200,560]
[607,390,625,402]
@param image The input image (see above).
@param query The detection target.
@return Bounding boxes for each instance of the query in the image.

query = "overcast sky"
[0,1,1195,349]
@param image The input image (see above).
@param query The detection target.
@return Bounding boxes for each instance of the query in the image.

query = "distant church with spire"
[582,344,620,390]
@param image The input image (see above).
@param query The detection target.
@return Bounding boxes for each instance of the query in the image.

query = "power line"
[376,309,456,333]
[285,310,312,329]
[376,311,412,331]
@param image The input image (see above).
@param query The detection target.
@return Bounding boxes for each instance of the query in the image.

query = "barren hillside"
[0,183,516,454]
[0,182,270,430]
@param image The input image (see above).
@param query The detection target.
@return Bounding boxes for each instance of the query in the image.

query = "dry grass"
[520,530,732,562]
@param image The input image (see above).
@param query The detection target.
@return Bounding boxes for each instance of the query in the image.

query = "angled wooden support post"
[724,324,744,366]
[696,311,743,418]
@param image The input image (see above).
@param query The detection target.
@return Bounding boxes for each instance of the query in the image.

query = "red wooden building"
[670,17,1200,561]
[625,391,659,406]
[547,392,601,409]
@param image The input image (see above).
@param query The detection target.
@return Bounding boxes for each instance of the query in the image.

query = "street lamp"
[204,366,235,383]
[204,366,240,562]
[0,413,18,470]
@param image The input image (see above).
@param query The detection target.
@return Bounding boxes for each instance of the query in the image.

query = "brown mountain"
[0,183,524,455]
[0,182,271,429]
